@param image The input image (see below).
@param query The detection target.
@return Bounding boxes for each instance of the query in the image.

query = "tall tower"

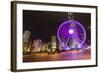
[23,31,30,43]
[51,36,57,52]
[23,31,31,53]
[68,12,74,20]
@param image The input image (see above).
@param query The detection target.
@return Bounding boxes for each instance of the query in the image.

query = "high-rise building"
[51,36,57,52]
[32,39,42,52]
[23,31,30,43]
[23,42,31,53]
[42,43,48,52]
[23,31,31,53]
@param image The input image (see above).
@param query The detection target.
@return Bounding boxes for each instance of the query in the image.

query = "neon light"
[69,29,74,34]
[57,20,86,49]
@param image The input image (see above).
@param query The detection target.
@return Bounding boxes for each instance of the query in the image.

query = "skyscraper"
[23,31,31,53]
[51,36,57,52]
[23,31,30,43]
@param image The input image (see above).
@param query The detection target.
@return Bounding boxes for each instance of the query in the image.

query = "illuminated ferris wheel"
[57,13,86,50]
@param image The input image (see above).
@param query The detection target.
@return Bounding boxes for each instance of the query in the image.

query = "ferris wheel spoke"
[65,35,71,46]
[57,20,86,49]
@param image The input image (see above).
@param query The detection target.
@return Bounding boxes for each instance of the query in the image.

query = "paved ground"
[23,49,91,62]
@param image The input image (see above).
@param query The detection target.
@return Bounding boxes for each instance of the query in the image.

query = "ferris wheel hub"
[69,29,74,34]
[57,20,86,50]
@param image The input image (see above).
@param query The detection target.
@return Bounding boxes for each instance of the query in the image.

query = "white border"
[16,3,96,69]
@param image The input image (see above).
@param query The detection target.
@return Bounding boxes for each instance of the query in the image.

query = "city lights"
[69,29,74,34]
[22,10,91,63]
[57,20,86,50]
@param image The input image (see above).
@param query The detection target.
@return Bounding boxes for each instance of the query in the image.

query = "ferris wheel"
[57,20,86,50]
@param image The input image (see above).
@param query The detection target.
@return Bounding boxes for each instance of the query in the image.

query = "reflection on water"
[23,48,91,62]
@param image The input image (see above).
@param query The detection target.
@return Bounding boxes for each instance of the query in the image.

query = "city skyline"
[23,10,91,62]
[23,10,91,45]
